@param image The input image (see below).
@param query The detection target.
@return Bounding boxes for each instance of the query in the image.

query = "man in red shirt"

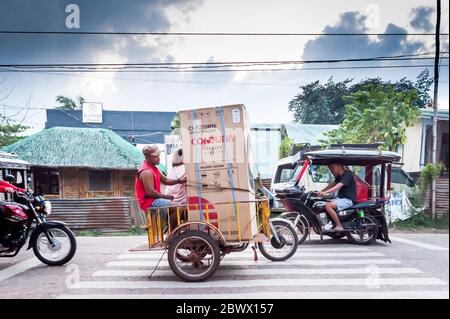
[135,145,186,230]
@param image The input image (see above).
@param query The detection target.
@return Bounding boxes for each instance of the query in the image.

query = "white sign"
[82,102,103,123]
[385,191,423,224]
[165,135,182,169]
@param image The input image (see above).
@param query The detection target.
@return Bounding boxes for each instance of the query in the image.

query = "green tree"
[288,78,351,124]
[279,137,293,159]
[171,112,180,130]
[288,70,433,124]
[0,122,27,147]
[324,83,421,151]
[55,95,85,110]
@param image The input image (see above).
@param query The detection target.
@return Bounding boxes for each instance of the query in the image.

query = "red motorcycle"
[0,175,76,265]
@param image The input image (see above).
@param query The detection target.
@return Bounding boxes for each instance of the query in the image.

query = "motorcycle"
[277,187,390,245]
[0,175,77,265]
[274,144,400,245]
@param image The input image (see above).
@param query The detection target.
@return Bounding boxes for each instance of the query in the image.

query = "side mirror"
[4,174,15,183]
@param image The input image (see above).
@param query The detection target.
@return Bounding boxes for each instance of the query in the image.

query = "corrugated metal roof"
[420,109,449,120]
[45,109,176,144]
[0,151,30,169]
[251,123,282,130]
[2,127,145,169]
[283,124,338,145]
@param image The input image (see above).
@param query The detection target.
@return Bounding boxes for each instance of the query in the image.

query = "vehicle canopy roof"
[296,144,401,165]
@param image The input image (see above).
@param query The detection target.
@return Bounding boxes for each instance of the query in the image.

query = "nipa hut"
[2,127,162,231]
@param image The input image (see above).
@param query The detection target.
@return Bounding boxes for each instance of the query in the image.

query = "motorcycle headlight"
[44,201,52,215]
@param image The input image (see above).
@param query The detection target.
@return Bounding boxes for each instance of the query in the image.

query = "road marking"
[72,277,448,289]
[117,252,384,260]
[129,246,373,253]
[390,236,449,251]
[57,290,449,299]
[0,258,41,282]
[93,267,423,277]
[106,258,401,267]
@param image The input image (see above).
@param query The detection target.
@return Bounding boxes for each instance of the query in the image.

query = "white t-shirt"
[165,164,187,205]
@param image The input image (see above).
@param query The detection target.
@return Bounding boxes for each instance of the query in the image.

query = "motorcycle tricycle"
[275,144,401,245]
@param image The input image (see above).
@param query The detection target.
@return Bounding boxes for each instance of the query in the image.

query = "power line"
[1,63,447,73]
[1,51,446,68]
[0,31,448,36]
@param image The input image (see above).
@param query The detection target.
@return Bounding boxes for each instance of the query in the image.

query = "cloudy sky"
[0,0,448,134]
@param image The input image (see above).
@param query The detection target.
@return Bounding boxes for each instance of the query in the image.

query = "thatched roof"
[2,127,145,169]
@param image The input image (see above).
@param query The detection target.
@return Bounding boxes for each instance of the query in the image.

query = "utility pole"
[431,0,441,219]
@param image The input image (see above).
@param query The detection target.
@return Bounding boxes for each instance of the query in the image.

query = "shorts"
[149,198,172,219]
[333,198,353,211]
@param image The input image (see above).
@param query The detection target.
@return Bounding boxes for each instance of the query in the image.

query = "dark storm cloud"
[302,11,426,61]
[0,0,201,64]
[410,6,435,32]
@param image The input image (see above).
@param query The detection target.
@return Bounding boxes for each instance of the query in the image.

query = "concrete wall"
[401,121,423,172]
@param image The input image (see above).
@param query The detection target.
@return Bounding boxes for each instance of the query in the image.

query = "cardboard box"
[187,191,258,242]
[180,104,258,241]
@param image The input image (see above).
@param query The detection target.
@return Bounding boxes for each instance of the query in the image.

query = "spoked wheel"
[282,212,309,244]
[258,220,298,261]
[32,224,77,266]
[168,230,220,282]
[346,216,379,245]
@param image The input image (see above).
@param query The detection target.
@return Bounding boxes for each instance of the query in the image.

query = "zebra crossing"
[57,243,449,299]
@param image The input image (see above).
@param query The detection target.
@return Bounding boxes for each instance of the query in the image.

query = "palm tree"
[55,95,85,110]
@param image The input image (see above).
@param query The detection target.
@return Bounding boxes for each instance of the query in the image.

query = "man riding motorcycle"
[0,179,25,193]
[317,163,356,232]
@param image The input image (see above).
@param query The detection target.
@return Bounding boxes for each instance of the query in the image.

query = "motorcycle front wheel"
[33,224,77,266]
[282,212,309,245]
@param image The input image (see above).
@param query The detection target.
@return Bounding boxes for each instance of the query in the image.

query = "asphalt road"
[0,232,448,299]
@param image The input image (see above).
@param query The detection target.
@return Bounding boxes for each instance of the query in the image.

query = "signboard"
[82,102,103,123]
[385,191,423,224]
[164,135,182,170]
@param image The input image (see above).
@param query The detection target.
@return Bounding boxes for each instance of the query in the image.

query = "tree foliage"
[55,95,85,110]
[0,122,27,147]
[288,69,433,124]
[288,78,351,124]
[323,83,421,151]
[171,112,180,130]
[279,137,293,159]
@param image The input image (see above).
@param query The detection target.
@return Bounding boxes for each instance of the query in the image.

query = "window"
[309,165,334,183]
[88,171,112,191]
[35,169,60,195]
[274,163,295,184]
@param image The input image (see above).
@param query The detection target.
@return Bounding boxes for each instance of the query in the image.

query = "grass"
[391,213,449,232]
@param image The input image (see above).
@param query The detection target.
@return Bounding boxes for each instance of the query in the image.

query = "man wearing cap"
[135,145,186,223]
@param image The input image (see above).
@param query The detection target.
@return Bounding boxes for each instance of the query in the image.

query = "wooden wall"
[424,174,449,217]
[57,168,136,199]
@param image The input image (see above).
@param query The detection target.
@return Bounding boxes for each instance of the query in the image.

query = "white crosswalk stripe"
[58,244,449,299]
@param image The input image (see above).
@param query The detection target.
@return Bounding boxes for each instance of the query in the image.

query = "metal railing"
[144,199,271,247]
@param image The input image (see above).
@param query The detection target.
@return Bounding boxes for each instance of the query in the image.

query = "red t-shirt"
[135,162,161,211]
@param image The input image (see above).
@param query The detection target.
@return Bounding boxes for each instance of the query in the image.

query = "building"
[45,109,176,144]
[1,127,165,231]
[0,151,30,201]
[2,127,150,199]
[401,109,449,173]
[250,123,337,179]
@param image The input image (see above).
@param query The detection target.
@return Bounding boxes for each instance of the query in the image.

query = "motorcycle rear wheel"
[346,216,379,245]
